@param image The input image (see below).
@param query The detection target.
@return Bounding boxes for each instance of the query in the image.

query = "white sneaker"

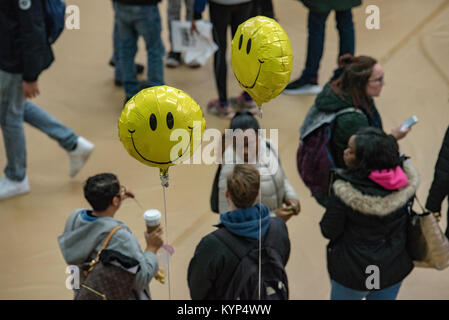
[0,176,30,200]
[68,137,94,177]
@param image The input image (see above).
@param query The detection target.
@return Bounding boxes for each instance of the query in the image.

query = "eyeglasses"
[116,185,127,199]
[369,75,384,83]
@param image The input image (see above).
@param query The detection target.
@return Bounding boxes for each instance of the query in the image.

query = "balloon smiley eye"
[149,114,157,131]
[246,38,252,54]
[239,34,243,50]
[166,112,174,129]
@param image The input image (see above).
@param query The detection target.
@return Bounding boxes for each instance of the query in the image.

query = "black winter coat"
[187,217,290,300]
[320,161,419,290]
[426,126,449,237]
[0,0,54,82]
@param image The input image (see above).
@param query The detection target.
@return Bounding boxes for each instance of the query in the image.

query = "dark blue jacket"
[0,0,54,82]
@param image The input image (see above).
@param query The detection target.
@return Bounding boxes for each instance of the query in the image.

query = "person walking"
[0,0,94,200]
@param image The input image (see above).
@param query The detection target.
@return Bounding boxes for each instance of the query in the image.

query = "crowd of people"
[1,0,448,300]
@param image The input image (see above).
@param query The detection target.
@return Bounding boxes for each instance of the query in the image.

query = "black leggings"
[209,1,252,102]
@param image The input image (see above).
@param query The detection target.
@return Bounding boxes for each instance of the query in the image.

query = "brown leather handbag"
[75,226,138,300]
[407,197,449,270]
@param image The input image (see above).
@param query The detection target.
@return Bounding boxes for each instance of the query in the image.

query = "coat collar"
[332,160,419,216]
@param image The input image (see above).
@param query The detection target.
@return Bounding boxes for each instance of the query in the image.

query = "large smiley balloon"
[118,86,206,176]
[231,16,293,106]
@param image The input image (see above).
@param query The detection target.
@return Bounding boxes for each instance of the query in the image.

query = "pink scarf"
[368,166,409,190]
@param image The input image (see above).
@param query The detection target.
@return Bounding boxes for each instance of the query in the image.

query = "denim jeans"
[167,0,194,51]
[0,69,77,181]
[112,20,122,82]
[330,280,402,300]
[114,2,165,98]
[301,9,355,82]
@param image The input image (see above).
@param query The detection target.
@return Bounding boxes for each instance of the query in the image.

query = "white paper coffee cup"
[144,209,161,232]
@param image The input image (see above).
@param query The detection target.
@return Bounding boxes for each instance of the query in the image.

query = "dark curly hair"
[347,127,402,178]
[83,173,120,211]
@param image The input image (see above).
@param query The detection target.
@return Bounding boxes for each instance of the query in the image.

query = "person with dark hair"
[320,127,419,300]
[283,0,361,95]
[426,126,449,238]
[217,112,300,222]
[58,173,163,300]
[188,164,290,299]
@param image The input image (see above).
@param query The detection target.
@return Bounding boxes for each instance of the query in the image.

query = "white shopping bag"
[171,20,218,66]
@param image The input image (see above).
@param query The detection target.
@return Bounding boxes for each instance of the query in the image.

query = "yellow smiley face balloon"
[118,86,206,175]
[231,16,293,106]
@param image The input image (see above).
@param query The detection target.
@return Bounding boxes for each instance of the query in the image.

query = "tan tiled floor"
[0,0,448,299]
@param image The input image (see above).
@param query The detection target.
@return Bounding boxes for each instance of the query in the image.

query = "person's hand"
[285,199,301,215]
[391,124,411,140]
[190,19,199,35]
[23,81,40,98]
[144,226,163,254]
[122,188,135,200]
[274,207,295,222]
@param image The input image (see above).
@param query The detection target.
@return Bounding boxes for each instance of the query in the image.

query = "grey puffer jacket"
[218,139,299,215]
[58,209,159,300]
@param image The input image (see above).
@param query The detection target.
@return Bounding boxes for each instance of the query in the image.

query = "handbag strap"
[85,225,124,275]
[414,195,441,221]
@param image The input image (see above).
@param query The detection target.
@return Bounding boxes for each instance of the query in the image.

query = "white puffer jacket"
[218,139,299,215]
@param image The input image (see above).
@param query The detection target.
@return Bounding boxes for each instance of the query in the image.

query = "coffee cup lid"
[143,209,161,226]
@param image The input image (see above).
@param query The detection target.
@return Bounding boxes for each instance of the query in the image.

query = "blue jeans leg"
[0,70,26,181]
[301,10,330,82]
[366,282,402,300]
[330,280,368,300]
[135,6,165,87]
[24,101,78,151]
[113,20,122,82]
[115,3,140,98]
[335,10,355,58]
[331,280,402,300]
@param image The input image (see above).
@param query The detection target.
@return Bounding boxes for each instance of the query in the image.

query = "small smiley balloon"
[231,16,293,106]
[118,86,206,177]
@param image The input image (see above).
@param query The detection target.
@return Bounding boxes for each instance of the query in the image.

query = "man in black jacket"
[188,164,290,299]
[426,126,449,238]
[0,0,94,200]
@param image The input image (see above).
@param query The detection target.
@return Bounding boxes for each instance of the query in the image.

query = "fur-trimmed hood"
[333,160,419,216]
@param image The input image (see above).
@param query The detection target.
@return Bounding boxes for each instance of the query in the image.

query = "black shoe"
[283,77,322,95]
[109,59,145,75]
[165,52,182,68]
[135,63,144,75]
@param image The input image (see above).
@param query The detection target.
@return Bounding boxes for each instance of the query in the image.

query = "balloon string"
[162,184,171,300]
[258,130,262,301]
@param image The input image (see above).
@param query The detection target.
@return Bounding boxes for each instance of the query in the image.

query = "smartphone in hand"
[401,115,418,131]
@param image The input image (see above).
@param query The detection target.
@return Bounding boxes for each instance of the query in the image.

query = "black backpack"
[210,141,276,213]
[44,0,66,44]
[213,218,289,300]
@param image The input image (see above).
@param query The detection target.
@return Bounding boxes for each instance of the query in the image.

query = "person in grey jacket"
[58,173,163,300]
[218,112,300,222]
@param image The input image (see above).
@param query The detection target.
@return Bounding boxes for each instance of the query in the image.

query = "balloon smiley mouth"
[128,126,194,164]
[235,59,264,89]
